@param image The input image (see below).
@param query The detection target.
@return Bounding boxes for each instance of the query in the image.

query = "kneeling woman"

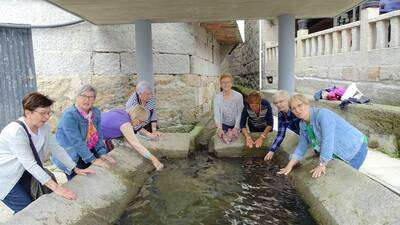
[101,106,164,170]
[278,94,368,178]
[0,93,94,213]
[240,91,274,148]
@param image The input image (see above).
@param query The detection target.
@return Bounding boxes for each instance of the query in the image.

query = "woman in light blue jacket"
[278,94,368,178]
[52,84,115,180]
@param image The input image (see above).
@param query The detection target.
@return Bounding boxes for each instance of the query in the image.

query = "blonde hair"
[128,105,148,122]
[289,94,310,107]
[219,74,233,82]
[272,90,289,102]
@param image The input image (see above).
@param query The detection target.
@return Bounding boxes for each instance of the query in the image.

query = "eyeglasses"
[33,110,54,117]
[79,94,95,100]
[273,99,285,105]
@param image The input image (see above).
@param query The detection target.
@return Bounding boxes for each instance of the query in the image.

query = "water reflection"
[117,154,316,225]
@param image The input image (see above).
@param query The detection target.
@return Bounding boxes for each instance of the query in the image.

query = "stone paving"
[360,149,400,194]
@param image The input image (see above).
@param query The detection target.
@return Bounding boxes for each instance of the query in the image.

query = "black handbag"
[15,120,57,200]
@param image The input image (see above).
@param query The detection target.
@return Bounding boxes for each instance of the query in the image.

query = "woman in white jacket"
[0,92,94,213]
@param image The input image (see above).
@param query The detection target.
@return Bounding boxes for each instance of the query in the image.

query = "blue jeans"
[222,124,234,132]
[2,171,33,213]
[349,142,368,169]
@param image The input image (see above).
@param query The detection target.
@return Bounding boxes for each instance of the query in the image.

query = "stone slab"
[0,147,154,225]
[139,133,190,158]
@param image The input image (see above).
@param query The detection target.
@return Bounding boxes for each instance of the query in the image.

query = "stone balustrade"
[299,21,361,57]
[265,9,400,61]
[369,10,400,49]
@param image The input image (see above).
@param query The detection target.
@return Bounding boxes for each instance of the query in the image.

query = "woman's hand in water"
[277,165,293,176]
[245,136,254,148]
[217,128,224,139]
[255,137,264,148]
[150,156,164,171]
[264,151,274,161]
[277,159,298,176]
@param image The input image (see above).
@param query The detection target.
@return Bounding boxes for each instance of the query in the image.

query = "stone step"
[138,133,191,158]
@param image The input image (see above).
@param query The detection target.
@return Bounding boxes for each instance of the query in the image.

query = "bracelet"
[143,151,153,159]
[261,134,266,138]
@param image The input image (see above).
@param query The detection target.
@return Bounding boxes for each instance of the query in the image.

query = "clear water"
[117,153,316,225]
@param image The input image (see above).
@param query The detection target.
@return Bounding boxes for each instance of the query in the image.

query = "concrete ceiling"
[46,0,362,25]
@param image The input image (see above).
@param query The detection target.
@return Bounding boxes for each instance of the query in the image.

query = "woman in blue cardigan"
[52,84,116,180]
[278,94,368,178]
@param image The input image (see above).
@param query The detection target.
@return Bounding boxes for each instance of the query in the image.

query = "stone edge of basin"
[211,130,400,225]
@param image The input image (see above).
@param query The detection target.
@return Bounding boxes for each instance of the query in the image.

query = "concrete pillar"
[135,20,154,88]
[278,14,295,94]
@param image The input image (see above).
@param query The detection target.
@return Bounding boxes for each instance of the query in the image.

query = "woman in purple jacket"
[101,106,163,170]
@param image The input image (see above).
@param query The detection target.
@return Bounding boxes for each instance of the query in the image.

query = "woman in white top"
[213,74,244,143]
[0,92,94,213]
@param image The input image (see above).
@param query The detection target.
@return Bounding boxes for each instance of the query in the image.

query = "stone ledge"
[1,147,155,225]
[139,133,191,158]
[278,151,400,225]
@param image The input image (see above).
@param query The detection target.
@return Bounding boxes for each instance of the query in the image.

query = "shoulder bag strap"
[14,120,44,168]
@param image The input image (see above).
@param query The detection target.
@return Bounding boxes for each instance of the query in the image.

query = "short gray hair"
[77,84,97,99]
[272,90,289,102]
[136,81,153,94]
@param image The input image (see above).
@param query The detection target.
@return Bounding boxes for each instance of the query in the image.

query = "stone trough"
[2,128,400,225]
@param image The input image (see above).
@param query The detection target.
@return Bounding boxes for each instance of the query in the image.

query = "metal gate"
[0,26,37,129]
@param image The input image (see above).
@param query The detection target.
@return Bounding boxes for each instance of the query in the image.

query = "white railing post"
[351,26,360,51]
[332,31,341,53]
[324,33,333,54]
[317,35,324,55]
[376,20,389,49]
[305,38,311,57]
[341,29,351,52]
[311,37,318,56]
[390,17,400,47]
[296,29,308,58]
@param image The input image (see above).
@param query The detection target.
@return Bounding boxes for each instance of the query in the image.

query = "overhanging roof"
[46,0,363,25]
[201,21,243,45]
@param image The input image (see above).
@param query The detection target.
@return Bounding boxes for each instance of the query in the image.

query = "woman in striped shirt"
[125,81,160,140]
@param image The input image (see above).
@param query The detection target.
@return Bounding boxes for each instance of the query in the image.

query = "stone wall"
[1,0,221,131]
[221,20,260,89]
